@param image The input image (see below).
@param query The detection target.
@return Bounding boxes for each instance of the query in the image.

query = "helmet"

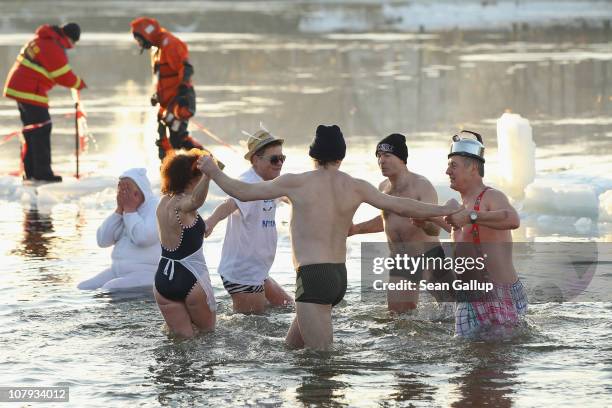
[130,17,161,50]
[448,130,485,163]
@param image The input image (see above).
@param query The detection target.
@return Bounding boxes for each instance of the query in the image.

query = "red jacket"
[3,25,85,108]
[153,31,189,108]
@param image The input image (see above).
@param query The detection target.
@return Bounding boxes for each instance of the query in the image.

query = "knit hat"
[61,23,81,42]
[309,125,346,162]
[376,133,408,163]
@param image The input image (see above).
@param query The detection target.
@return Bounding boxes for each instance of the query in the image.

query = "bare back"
[286,169,363,267]
[156,194,199,250]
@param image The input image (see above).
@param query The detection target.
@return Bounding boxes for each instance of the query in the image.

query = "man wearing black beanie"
[3,22,86,182]
[350,133,456,312]
[309,124,346,165]
[61,23,81,43]
[198,125,460,350]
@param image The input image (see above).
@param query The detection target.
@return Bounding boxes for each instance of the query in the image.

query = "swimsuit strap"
[470,187,491,245]
[174,207,184,228]
[174,193,186,228]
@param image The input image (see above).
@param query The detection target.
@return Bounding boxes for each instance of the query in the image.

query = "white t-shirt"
[217,168,278,285]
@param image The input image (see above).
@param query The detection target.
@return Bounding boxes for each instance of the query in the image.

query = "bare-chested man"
[349,133,453,313]
[443,130,528,337]
[198,125,460,350]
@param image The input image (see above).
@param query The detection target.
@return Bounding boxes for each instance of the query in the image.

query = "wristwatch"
[469,210,478,224]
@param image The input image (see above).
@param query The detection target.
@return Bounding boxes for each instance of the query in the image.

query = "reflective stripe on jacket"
[3,24,85,108]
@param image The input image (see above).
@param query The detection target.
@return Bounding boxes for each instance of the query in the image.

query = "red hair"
[160,150,202,195]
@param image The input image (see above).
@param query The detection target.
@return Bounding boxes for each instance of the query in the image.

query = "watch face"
[470,212,477,222]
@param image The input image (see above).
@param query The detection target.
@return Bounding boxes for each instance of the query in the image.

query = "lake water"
[1,1,611,406]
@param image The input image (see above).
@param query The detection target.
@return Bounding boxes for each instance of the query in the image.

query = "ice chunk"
[524,181,598,217]
[599,190,612,222]
[496,112,536,199]
[574,217,592,233]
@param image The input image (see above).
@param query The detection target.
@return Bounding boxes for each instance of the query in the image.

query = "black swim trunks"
[295,263,347,307]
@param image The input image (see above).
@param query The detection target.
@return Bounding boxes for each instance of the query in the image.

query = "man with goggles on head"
[443,130,527,338]
[205,127,293,314]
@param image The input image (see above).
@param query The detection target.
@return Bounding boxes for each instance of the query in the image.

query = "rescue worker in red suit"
[130,17,202,160]
[3,23,86,182]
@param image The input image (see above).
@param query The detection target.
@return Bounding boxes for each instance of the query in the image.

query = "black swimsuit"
[155,209,206,301]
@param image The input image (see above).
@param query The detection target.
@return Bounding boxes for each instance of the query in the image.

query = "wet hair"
[463,156,485,177]
[252,140,283,162]
[160,151,202,195]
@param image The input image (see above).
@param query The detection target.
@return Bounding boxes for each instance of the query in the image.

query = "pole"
[74,99,79,179]
[71,89,80,179]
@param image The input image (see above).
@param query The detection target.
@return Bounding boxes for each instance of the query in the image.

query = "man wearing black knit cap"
[3,22,86,182]
[198,125,461,350]
[350,133,454,312]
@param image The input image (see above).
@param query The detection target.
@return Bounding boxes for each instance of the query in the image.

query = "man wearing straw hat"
[205,127,293,314]
[198,124,460,350]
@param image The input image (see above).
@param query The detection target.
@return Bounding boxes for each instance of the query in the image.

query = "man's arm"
[96,213,122,248]
[123,209,159,247]
[349,215,384,236]
[40,43,86,90]
[411,180,441,236]
[182,61,194,83]
[422,217,452,233]
[204,199,238,237]
[199,156,297,201]
[357,179,459,218]
[475,190,520,229]
[177,175,211,212]
[445,189,520,230]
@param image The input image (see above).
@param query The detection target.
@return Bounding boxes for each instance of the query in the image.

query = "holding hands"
[197,155,221,177]
[444,198,462,214]
[444,206,471,230]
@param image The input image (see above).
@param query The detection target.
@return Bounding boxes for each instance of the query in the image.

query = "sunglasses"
[260,154,286,165]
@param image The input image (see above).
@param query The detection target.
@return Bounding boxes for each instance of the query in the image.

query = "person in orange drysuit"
[130,17,202,160]
[3,23,86,182]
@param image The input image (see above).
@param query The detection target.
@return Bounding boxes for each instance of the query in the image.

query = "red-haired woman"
[155,150,216,338]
